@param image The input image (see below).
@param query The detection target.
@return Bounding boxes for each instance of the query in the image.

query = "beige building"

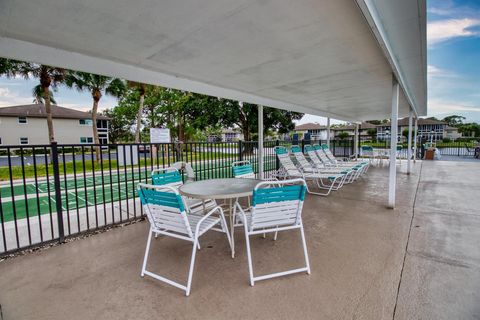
[0,104,109,146]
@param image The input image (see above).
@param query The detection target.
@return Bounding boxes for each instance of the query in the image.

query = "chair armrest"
[194,205,223,236]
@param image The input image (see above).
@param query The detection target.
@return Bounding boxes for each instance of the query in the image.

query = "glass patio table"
[179,178,262,258]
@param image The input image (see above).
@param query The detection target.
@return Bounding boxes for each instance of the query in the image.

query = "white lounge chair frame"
[274,146,344,196]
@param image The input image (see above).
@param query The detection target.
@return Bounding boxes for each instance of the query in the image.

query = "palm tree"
[32,84,57,104]
[0,58,66,143]
[127,81,147,143]
[65,72,125,161]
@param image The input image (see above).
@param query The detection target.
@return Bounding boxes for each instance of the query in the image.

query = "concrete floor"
[0,160,479,320]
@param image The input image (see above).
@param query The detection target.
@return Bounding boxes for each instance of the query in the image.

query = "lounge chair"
[274,146,344,196]
[313,145,368,183]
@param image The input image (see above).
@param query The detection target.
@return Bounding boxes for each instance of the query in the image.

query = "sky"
[1,0,479,125]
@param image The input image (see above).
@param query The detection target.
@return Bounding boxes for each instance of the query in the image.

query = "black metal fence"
[1,137,477,255]
[0,139,359,255]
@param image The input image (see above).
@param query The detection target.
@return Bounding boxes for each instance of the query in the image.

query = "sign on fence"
[117,145,139,166]
[150,128,171,143]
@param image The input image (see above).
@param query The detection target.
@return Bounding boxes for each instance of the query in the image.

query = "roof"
[221,128,241,134]
[331,122,377,130]
[295,123,326,131]
[0,0,426,122]
[0,104,110,120]
[378,118,445,127]
[445,126,459,131]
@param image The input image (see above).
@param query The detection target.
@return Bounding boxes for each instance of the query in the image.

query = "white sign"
[150,128,171,143]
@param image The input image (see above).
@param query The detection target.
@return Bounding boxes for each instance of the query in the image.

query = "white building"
[0,104,110,145]
[377,118,447,141]
[294,123,328,140]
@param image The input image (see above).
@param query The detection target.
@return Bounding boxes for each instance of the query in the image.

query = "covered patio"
[1,160,479,319]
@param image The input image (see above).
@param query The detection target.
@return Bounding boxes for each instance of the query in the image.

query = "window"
[79,119,93,125]
[97,119,108,129]
[80,137,94,144]
[20,137,28,145]
[18,117,27,124]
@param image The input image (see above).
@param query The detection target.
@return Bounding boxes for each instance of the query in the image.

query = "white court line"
[48,195,67,211]
[67,190,94,206]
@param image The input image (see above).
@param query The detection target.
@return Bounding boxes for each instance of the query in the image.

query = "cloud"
[428,18,480,45]
[428,100,480,114]
[0,87,32,107]
[427,65,458,78]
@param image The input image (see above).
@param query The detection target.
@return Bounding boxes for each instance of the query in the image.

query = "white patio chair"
[138,183,232,296]
[361,145,377,165]
[234,178,311,286]
[274,146,345,196]
[151,167,216,215]
[231,160,256,178]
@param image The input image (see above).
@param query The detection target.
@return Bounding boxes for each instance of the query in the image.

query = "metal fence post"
[238,140,243,161]
[301,139,305,151]
[275,139,280,170]
[51,142,65,243]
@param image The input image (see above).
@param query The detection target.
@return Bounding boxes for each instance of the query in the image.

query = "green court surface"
[0,157,277,223]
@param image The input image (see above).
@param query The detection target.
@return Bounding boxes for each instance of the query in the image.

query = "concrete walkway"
[0,160,479,319]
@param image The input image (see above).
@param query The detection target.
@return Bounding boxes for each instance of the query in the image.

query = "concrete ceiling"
[0,0,426,121]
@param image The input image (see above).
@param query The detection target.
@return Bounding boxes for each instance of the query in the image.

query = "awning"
[0,0,426,121]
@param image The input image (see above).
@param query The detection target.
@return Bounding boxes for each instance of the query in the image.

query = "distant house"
[376,118,447,141]
[444,126,461,140]
[294,123,328,140]
[222,128,244,142]
[0,104,110,145]
[207,128,244,142]
[331,122,377,138]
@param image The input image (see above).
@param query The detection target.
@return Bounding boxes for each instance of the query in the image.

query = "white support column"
[407,110,413,174]
[413,118,418,162]
[326,117,331,147]
[354,123,359,160]
[388,81,399,209]
[258,105,264,180]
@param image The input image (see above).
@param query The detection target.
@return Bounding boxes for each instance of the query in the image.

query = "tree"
[217,101,303,143]
[337,131,349,140]
[442,115,465,127]
[458,123,480,137]
[1,58,66,143]
[66,72,125,161]
[127,81,148,143]
[102,105,137,143]
[366,128,377,141]
[32,84,57,104]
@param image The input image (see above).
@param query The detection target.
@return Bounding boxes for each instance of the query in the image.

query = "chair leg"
[185,238,199,296]
[141,228,153,277]
[244,225,255,286]
[231,203,236,258]
[300,223,311,275]
[219,212,233,254]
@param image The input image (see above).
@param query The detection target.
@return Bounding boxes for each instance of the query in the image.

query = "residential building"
[0,104,110,145]
[376,118,447,141]
[445,126,461,140]
[207,128,244,142]
[294,123,328,140]
[331,122,377,138]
